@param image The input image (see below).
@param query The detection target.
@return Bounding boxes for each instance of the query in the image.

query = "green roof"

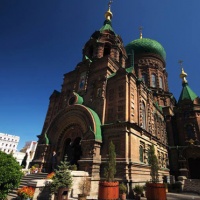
[178,83,198,103]
[100,20,115,34]
[125,38,166,61]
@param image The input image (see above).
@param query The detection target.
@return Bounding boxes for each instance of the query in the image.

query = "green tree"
[50,161,73,193]
[0,151,23,200]
[104,141,116,182]
[148,145,159,183]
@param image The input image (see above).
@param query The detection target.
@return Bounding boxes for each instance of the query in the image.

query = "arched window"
[151,74,156,87]
[141,102,146,129]
[103,44,111,56]
[159,76,163,89]
[139,145,144,162]
[142,73,147,85]
[154,114,158,137]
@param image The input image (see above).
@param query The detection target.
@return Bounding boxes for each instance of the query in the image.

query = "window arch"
[151,74,156,87]
[142,73,147,85]
[103,44,111,56]
[154,114,158,137]
[186,124,195,139]
[141,102,146,129]
[159,76,163,89]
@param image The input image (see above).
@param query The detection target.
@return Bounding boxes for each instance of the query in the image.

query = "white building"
[0,132,19,154]
[13,151,26,165]
[20,141,38,169]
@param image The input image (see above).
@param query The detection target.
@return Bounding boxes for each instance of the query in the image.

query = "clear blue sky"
[1,0,200,150]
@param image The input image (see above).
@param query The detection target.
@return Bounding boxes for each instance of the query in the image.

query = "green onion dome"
[125,38,166,61]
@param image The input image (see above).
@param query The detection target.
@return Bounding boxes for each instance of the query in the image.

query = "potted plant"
[78,176,91,200]
[50,161,73,200]
[17,186,35,200]
[119,182,127,200]
[133,185,144,200]
[145,145,166,200]
[98,141,119,199]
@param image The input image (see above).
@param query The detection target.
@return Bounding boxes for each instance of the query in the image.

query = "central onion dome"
[125,38,166,61]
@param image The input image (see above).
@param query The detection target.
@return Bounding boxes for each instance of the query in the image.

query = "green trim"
[154,102,162,112]
[73,92,84,105]
[108,72,116,79]
[87,107,102,141]
[178,83,198,102]
[44,133,49,145]
[126,67,134,73]
[107,67,134,80]
[84,55,92,63]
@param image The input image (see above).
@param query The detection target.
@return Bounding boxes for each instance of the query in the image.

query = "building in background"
[13,151,26,165]
[0,132,19,154]
[20,141,38,169]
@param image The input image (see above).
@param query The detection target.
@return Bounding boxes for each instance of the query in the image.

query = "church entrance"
[188,157,200,179]
[63,137,82,168]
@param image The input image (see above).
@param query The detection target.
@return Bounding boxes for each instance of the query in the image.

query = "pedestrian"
[51,151,57,172]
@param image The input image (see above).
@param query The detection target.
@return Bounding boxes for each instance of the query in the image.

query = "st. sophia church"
[32,2,200,194]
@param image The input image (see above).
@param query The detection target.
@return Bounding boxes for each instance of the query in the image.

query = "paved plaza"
[139,193,200,200]
[167,192,200,200]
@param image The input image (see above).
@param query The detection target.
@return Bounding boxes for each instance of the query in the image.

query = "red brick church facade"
[32,3,200,192]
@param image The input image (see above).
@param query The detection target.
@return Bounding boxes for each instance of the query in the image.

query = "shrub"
[119,182,127,194]
[0,151,23,200]
[133,185,144,195]
[148,145,159,183]
[50,161,73,193]
[104,141,116,182]
[79,176,91,196]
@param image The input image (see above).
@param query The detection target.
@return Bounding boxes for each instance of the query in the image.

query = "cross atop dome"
[105,0,113,20]
[139,26,143,39]
[179,61,188,84]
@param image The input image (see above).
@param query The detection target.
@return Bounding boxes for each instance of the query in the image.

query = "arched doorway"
[63,137,82,168]
[188,157,200,179]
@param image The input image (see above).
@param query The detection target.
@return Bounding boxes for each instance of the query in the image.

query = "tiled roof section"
[178,83,198,102]
[125,38,166,61]
[99,20,115,34]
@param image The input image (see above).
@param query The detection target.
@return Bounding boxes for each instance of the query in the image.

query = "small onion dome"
[125,38,166,61]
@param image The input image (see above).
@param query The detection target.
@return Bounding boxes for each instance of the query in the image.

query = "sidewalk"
[138,192,200,200]
[167,192,200,200]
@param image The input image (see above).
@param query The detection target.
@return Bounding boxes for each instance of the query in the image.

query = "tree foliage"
[50,161,73,193]
[104,141,116,182]
[148,145,159,183]
[0,151,23,200]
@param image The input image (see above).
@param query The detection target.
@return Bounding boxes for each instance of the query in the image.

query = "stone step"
[7,173,48,200]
